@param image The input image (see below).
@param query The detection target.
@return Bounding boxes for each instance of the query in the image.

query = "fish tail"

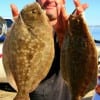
[14,92,30,100]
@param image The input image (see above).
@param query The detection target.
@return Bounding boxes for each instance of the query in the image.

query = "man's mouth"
[46,4,56,9]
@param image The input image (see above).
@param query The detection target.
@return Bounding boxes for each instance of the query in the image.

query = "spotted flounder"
[3,2,54,100]
[60,13,98,100]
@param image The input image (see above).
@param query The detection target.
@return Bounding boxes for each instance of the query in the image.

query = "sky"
[0,0,100,26]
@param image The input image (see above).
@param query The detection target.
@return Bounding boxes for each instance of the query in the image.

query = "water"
[89,26,100,41]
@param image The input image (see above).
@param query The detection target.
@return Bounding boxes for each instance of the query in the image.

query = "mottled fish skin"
[60,14,98,100]
[3,2,54,100]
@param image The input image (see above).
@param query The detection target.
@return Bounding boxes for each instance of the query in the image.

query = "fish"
[3,2,54,100]
[60,12,98,100]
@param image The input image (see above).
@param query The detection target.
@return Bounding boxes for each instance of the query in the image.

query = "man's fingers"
[61,5,69,20]
[73,0,80,7]
[82,3,89,10]
[73,0,89,14]
[77,3,88,14]
[73,0,88,10]
[10,4,19,18]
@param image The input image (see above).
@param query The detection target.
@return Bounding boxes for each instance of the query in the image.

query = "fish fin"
[14,92,30,100]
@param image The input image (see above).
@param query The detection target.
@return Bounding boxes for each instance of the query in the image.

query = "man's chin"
[46,13,57,21]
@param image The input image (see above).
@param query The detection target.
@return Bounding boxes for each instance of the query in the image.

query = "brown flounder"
[3,2,54,100]
[60,13,98,100]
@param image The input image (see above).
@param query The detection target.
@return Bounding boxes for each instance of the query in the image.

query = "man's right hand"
[10,4,19,21]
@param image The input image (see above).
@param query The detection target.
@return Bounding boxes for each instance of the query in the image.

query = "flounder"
[60,12,98,100]
[3,2,54,100]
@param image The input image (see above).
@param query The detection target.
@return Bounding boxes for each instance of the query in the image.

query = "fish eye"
[31,9,37,13]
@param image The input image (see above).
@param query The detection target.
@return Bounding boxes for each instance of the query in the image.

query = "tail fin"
[14,92,30,100]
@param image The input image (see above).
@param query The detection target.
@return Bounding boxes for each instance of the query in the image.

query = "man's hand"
[73,0,88,14]
[54,0,88,47]
[10,4,19,20]
[53,5,68,47]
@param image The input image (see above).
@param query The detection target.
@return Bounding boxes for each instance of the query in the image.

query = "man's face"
[37,0,65,21]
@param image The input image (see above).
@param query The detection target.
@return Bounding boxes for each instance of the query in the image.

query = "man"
[10,0,88,100]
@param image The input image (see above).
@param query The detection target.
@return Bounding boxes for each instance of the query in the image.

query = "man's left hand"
[73,0,88,14]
